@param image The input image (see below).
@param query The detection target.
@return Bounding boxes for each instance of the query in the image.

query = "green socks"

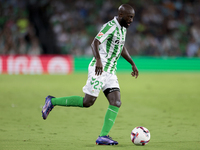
[100,105,119,136]
[51,96,83,107]
[51,97,119,136]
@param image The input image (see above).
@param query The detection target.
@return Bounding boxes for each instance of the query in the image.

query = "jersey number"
[94,80,103,90]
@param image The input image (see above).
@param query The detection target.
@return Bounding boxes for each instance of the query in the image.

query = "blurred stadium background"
[1,1,200,149]
[0,0,200,73]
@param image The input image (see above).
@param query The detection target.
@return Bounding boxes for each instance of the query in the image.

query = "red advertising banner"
[0,55,73,74]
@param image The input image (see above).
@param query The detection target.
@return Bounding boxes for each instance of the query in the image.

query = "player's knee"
[115,100,121,108]
[116,100,121,107]
[109,99,121,108]
[83,97,96,108]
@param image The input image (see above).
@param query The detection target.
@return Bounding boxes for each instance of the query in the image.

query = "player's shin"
[51,96,83,107]
[99,105,119,136]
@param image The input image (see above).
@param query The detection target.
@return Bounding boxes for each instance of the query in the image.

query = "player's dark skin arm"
[91,38,103,76]
[121,46,139,78]
[90,38,121,108]
[82,39,102,107]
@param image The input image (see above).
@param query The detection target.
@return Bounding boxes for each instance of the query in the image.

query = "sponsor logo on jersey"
[98,32,104,37]
[115,40,119,44]
[114,40,125,45]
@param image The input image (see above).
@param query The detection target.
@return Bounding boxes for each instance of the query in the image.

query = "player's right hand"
[95,59,103,76]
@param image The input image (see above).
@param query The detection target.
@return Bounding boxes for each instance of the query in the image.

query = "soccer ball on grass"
[130,126,150,146]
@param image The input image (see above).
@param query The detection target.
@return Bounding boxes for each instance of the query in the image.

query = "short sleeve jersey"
[90,16,127,74]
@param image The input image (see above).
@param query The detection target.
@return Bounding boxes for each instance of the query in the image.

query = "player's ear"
[118,11,123,18]
[118,14,122,20]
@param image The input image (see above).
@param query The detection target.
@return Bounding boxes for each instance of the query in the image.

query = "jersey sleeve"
[95,21,115,43]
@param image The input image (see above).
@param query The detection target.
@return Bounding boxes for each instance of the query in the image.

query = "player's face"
[120,11,135,28]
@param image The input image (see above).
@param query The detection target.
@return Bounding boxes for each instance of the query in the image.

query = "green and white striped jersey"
[90,16,127,74]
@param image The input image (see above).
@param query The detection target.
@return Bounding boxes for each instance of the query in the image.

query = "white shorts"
[83,65,120,97]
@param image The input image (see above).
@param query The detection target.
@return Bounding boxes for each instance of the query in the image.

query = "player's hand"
[131,65,139,78]
[95,58,103,76]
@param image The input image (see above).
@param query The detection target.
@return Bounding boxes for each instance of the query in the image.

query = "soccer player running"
[42,4,138,145]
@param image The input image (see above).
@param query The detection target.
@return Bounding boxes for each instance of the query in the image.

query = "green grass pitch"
[0,72,200,150]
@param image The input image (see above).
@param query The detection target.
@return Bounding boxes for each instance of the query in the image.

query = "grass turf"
[0,73,200,150]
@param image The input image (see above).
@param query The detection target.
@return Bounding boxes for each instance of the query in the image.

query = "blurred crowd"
[0,0,200,57]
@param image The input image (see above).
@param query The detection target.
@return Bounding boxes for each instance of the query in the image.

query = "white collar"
[114,16,122,30]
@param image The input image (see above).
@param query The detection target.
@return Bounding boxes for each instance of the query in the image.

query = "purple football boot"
[96,135,118,145]
[42,95,55,120]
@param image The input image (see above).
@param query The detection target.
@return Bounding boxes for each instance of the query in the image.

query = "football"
[130,126,150,146]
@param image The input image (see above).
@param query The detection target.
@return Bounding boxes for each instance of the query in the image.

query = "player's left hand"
[131,65,139,78]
